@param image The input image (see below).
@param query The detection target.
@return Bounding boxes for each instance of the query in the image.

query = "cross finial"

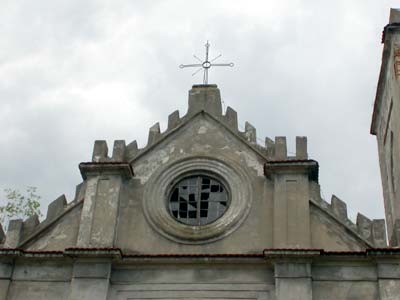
[180,41,234,84]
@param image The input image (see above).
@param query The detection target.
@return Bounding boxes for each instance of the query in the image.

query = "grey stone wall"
[109,262,274,300]
[1,253,400,299]
[371,8,400,241]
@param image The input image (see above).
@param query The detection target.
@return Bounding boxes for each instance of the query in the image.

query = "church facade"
[1,9,400,300]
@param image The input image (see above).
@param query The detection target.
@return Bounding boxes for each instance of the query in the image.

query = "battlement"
[389,8,400,23]
[85,85,311,164]
[0,182,86,249]
[309,182,387,248]
[92,140,127,162]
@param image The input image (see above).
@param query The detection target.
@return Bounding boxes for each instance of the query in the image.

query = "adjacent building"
[371,8,400,244]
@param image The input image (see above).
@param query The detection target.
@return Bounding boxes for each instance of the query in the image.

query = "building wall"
[3,261,71,300]
[108,263,274,299]
[372,9,400,239]
[1,257,400,300]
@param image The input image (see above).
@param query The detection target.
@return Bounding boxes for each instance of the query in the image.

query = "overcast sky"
[0,1,398,225]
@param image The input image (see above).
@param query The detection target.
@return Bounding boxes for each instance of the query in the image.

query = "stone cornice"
[79,162,134,180]
[371,22,400,135]
[2,247,400,261]
[264,159,319,181]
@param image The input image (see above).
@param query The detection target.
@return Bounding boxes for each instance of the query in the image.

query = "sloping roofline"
[371,21,400,134]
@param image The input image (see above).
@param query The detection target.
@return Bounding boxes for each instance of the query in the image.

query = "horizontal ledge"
[191,84,218,88]
[263,249,322,259]
[79,162,134,179]
[264,160,319,181]
[2,247,400,260]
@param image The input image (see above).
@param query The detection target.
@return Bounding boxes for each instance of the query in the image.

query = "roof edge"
[310,199,375,248]
[128,110,270,164]
[1,247,400,260]
[371,23,400,135]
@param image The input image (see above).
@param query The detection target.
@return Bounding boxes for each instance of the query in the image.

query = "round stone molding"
[143,156,253,244]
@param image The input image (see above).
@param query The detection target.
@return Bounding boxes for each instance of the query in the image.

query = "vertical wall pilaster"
[274,261,312,300]
[264,139,316,249]
[4,219,23,248]
[77,162,133,248]
[68,261,111,300]
[0,261,13,300]
[77,176,99,247]
[273,173,311,248]
[377,261,400,300]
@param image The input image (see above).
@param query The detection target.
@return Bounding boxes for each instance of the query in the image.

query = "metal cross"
[179,41,234,84]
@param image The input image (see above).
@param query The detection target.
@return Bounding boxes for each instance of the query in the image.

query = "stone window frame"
[142,156,252,244]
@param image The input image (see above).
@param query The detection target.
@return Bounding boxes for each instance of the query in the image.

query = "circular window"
[168,175,229,226]
[142,157,253,244]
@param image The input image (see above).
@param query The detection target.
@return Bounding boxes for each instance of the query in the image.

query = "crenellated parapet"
[310,185,388,248]
[92,140,127,163]
[267,136,308,161]
[263,137,317,184]
[112,85,309,163]
[0,183,86,249]
[0,182,86,248]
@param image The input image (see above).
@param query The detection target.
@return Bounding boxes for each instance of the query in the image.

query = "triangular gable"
[130,110,268,164]
[21,200,83,251]
[310,201,372,250]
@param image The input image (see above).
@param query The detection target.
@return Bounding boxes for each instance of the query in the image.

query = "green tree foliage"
[0,187,42,226]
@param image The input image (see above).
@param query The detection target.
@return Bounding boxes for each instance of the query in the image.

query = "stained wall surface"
[1,258,400,300]
[371,9,400,239]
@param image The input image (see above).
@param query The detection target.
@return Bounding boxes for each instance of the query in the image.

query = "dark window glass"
[169,176,229,225]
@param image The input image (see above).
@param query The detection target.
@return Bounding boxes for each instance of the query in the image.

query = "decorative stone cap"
[79,162,134,180]
[64,247,122,259]
[264,159,319,182]
[187,84,222,116]
[2,248,400,260]
[192,84,218,88]
[263,249,322,260]
[390,8,400,23]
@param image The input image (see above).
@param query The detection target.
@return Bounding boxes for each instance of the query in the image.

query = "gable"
[132,112,267,184]
[310,204,368,251]
[115,112,274,253]
[22,201,82,251]
[0,84,386,254]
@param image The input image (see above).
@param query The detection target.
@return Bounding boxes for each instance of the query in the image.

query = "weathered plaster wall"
[108,263,274,299]
[1,258,400,300]
[310,206,366,251]
[373,11,400,239]
[5,261,71,300]
[25,204,82,251]
[313,281,378,300]
[7,282,70,300]
[312,262,379,300]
